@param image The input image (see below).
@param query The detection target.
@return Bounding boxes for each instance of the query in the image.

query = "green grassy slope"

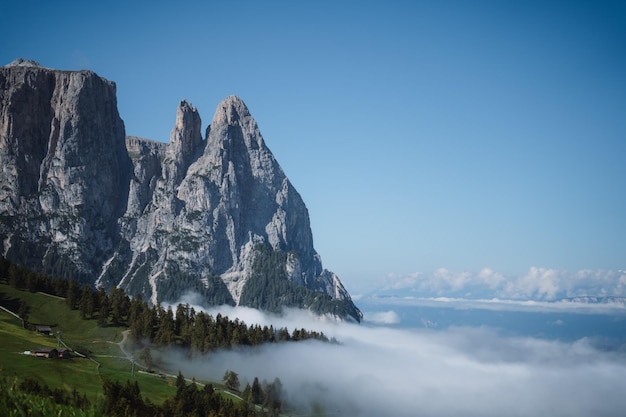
[1,282,310,416]
[0,283,177,404]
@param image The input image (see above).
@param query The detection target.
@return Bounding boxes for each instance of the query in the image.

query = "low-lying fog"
[161,300,626,417]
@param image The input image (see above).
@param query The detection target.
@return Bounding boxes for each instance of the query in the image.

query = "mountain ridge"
[0,59,362,322]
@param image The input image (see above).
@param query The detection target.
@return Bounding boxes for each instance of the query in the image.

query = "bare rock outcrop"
[0,59,130,276]
[0,60,362,321]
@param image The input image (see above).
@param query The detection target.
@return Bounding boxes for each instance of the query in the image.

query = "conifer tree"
[223,370,240,391]
[78,285,95,319]
[251,377,263,405]
[97,288,110,327]
[65,279,80,310]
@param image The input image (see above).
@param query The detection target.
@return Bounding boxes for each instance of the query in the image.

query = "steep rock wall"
[0,60,362,321]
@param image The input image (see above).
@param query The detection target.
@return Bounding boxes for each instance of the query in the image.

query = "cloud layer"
[382,267,626,300]
[161,306,626,417]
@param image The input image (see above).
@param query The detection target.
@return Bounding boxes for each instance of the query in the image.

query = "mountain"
[0,59,362,322]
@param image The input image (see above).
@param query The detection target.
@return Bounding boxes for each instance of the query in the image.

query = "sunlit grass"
[0,284,177,404]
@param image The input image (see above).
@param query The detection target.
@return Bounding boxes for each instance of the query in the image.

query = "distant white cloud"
[381,267,626,301]
[382,272,421,290]
[477,267,507,289]
[504,266,562,299]
[366,296,626,315]
[160,306,626,417]
[364,310,400,325]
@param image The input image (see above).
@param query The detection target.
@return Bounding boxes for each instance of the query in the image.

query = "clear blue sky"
[2,0,625,295]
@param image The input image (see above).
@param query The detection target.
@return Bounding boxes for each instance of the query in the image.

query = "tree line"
[1,255,331,415]
[0,255,335,353]
[104,370,288,417]
[2,370,286,417]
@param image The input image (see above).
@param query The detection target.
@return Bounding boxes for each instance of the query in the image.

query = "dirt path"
[36,291,65,300]
[118,329,133,361]
[114,330,135,362]
[0,305,22,320]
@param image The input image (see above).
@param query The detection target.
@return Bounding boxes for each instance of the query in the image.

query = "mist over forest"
[160,297,626,417]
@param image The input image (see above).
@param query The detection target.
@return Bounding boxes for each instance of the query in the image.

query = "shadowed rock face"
[0,60,361,321]
[0,59,131,276]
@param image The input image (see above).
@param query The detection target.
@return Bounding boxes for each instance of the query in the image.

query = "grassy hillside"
[0,283,177,404]
[0,280,310,416]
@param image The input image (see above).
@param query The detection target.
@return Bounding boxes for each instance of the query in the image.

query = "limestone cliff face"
[0,59,130,277]
[0,60,361,321]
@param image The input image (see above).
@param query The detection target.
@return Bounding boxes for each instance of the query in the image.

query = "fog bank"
[160,304,626,417]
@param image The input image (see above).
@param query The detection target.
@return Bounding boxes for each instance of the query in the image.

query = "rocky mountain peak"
[4,58,44,68]
[166,99,203,174]
[0,62,362,322]
[212,95,251,126]
[206,95,266,159]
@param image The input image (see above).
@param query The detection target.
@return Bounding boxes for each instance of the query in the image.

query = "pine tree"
[251,377,263,405]
[242,383,252,404]
[97,289,110,327]
[110,287,130,325]
[264,377,283,415]
[78,285,95,319]
[175,371,186,397]
[278,327,291,341]
[223,370,240,391]
[155,305,175,346]
[65,279,80,310]
[191,312,209,352]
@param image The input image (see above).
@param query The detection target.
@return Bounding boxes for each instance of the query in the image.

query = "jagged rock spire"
[165,100,203,181]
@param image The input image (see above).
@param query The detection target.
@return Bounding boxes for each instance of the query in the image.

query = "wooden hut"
[35,325,52,335]
[31,348,58,358]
